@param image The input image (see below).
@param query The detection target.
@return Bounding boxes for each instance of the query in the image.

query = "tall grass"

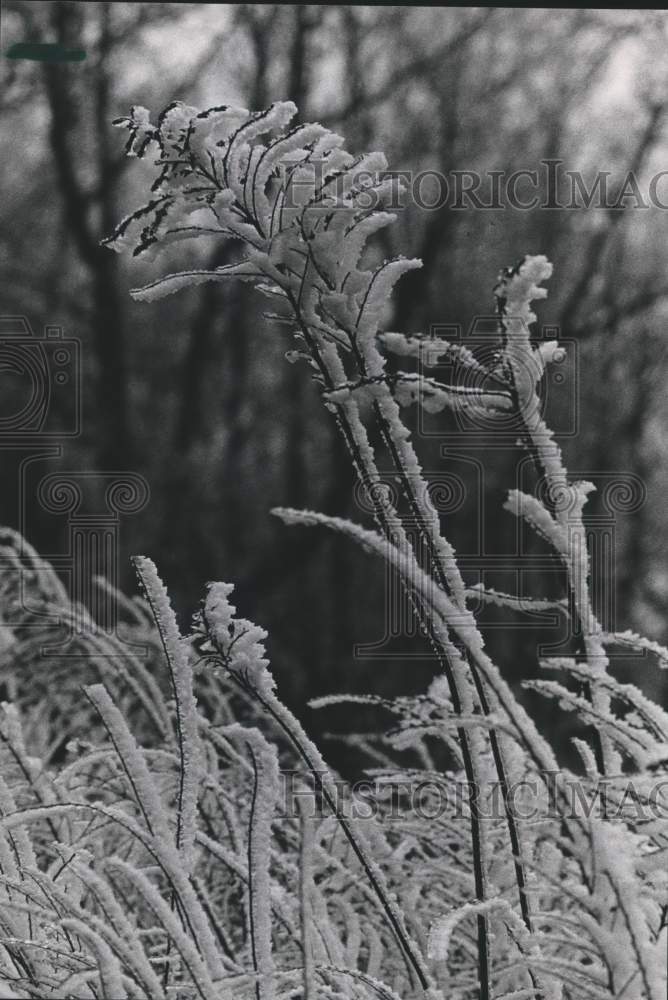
[0,100,665,999]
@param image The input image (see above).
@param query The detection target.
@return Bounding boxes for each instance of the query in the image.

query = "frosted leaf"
[271,507,483,655]
[354,258,422,346]
[112,104,154,157]
[504,490,567,553]
[198,581,274,695]
[225,725,279,1000]
[83,683,172,832]
[231,100,297,144]
[428,898,509,961]
[600,629,668,669]
[534,339,562,376]
[591,822,666,999]
[380,331,489,376]
[465,584,567,613]
[316,966,410,1000]
[571,737,601,778]
[63,855,164,998]
[427,675,453,706]
[60,918,125,1000]
[130,260,268,301]
[495,255,554,336]
[252,123,330,223]
[338,212,397,276]
[525,678,659,768]
[132,557,202,873]
[107,856,231,999]
[0,982,21,999]
[105,99,432,424]
[322,371,511,414]
[196,569,433,992]
[545,658,668,745]
[379,331,426,357]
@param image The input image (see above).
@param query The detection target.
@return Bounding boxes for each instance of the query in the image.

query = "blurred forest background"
[1,3,667,769]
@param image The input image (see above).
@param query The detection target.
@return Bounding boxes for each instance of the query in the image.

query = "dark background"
[1,3,667,771]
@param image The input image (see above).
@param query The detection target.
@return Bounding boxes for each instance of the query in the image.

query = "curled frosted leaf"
[198,581,274,695]
[495,255,554,337]
[428,898,508,962]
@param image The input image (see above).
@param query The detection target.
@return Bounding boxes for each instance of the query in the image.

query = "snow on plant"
[0,100,665,999]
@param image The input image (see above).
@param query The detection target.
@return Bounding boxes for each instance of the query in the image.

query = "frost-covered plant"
[0,528,170,761]
[0,557,439,999]
[0,100,665,999]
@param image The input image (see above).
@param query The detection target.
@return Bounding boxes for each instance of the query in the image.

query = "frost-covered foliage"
[0,101,665,999]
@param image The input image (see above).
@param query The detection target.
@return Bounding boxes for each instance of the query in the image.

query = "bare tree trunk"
[44,1,130,470]
[392,45,465,332]
[558,99,666,334]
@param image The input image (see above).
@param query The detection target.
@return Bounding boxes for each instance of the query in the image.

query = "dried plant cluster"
[0,101,666,1000]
